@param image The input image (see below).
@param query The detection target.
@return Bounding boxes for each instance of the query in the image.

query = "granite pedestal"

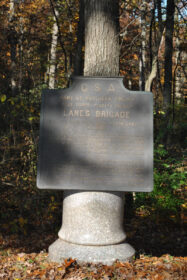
[48,191,135,265]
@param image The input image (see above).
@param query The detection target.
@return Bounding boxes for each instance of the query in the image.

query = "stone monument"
[37,76,153,264]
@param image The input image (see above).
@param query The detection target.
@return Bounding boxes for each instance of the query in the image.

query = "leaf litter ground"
[0,250,186,279]
[0,186,186,279]
[0,224,186,280]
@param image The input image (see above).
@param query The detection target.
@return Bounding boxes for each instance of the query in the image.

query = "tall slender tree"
[74,0,84,75]
[8,0,17,95]
[48,7,59,89]
[139,0,147,91]
[145,0,164,92]
[163,0,175,108]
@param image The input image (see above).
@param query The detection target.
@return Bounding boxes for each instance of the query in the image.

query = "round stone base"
[48,238,135,265]
[58,191,126,245]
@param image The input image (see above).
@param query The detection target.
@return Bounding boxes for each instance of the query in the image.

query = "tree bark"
[74,0,84,75]
[18,16,24,93]
[145,57,157,92]
[163,0,175,107]
[145,0,164,92]
[173,7,181,103]
[48,11,59,89]
[139,1,147,91]
[156,0,164,45]
[145,31,165,92]
[49,0,68,76]
[84,0,119,76]
[8,0,17,95]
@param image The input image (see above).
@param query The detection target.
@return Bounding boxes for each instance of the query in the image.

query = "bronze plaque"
[37,77,153,192]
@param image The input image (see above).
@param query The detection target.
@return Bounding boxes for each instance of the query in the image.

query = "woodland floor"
[0,214,186,279]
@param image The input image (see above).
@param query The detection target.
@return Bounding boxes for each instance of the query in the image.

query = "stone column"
[49,191,135,265]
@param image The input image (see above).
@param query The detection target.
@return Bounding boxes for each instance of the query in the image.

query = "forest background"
[0,0,186,266]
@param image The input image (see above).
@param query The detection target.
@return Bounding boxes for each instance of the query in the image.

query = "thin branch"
[120,17,139,36]
[175,4,187,22]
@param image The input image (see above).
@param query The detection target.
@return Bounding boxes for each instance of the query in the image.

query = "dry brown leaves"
[0,251,186,280]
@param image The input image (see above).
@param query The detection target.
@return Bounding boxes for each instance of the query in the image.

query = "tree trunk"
[84,0,119,76]
[145,57,157,92]
[49,0,68,81]
[18,16,24,93]
[145,32,165,92]
[163,0,175,107]
[8,0,17,95]
[74,0,84,75]
[173,8,181,104]
[139,1,147,91]
[156,0,164,46]
[48,11,59,89]
[145,0,165,92]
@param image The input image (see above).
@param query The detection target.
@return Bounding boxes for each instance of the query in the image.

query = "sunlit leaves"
[0,94,6,102]
[0,251,186,279]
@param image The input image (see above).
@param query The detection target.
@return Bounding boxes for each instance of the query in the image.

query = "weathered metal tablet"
[37,77,153,192]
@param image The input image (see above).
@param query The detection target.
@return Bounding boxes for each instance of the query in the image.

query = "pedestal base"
[58,191,126,245]
[48,238,135,265]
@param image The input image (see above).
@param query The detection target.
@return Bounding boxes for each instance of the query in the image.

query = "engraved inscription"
[63,109,90,117]
[95,110,130,118]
